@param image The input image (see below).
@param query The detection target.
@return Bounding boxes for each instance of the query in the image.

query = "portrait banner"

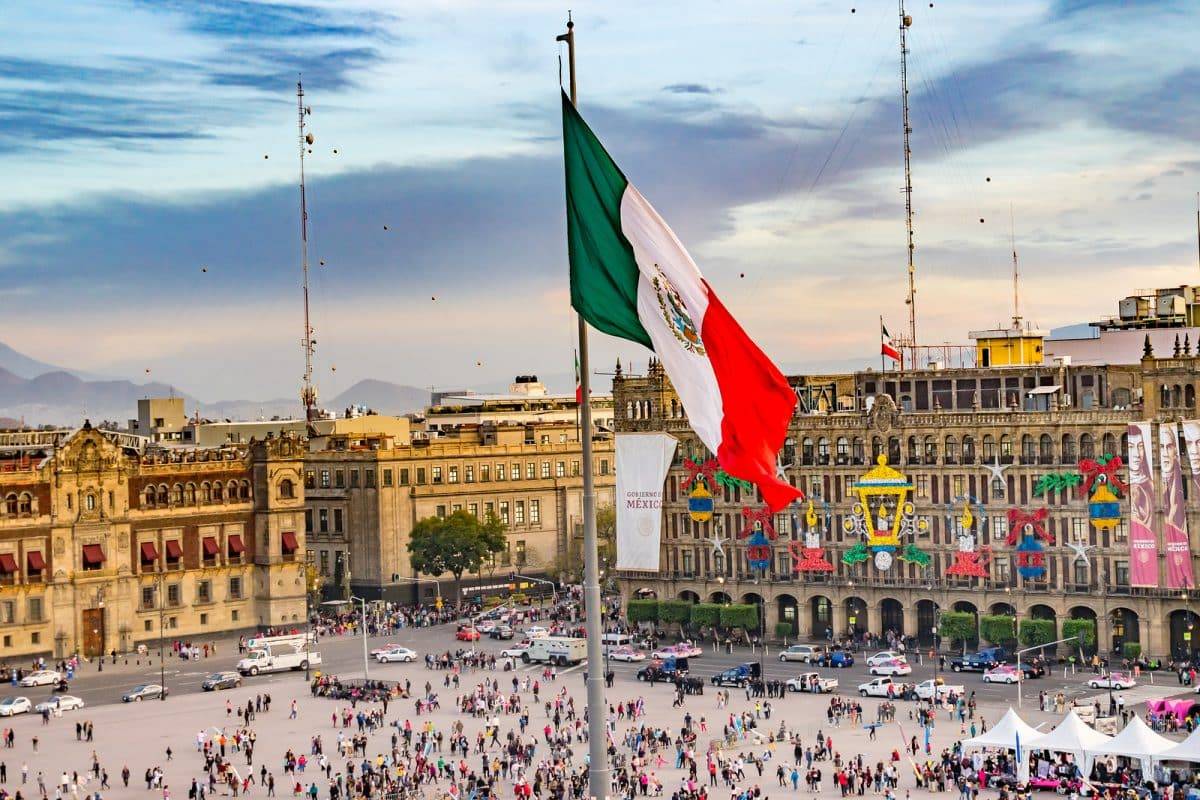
[615,433,678,571]
[1161,423,1195,589]
[1127,422,1158,587]
[1181,420,1200,500]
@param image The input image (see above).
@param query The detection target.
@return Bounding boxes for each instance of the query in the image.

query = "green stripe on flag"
[562,92,652,350]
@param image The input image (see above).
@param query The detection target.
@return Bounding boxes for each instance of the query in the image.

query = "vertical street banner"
[1161,422,1195,589]
[1181,420,1200,500]
[615,432,678,571]
[1127,422,1158,587]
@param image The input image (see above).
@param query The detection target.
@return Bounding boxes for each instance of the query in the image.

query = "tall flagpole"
[557,15,610,800]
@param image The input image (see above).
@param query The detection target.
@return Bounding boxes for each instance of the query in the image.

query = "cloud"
[210,46,383,91]
[662,83,719,95]
[1103,68,1200,139]
[129,0,390,41]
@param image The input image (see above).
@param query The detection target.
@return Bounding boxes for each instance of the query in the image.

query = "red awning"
[227,534,245,554]
[140,541,159,562]
[81,544,106,565]
[26,551,45,571]
[280,531,299,553]
[202,537,219,557]
[0,553,17,573]
[165,540,183,559]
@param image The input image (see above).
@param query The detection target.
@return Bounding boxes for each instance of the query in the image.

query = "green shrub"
[980,615,1018,647]
[774,622,794,639]
[627,599,659,624]
[659,600,692,625]
[1019,618,1056,648]
[1062,618,1097,651]
[1123,642,1142,660]
[719,604,759,631]
[939,611,978,651]
[689,603,721,627]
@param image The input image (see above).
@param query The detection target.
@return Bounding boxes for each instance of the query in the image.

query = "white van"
[601,633,632,650]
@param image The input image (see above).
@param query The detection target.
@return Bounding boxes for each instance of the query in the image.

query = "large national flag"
[881,320,901,363]
[562,92,801,512]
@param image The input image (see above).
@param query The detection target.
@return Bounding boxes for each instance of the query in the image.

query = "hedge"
[774,622,794,638]
[939,611,978,650]
[1019,618,1056,648]
[658,600,692,625]
[689,603,722,627]
[980,615,1018,647]
[1123,642,1142,660]
[627,599,659,624]
[719,604,759,631]
[1062,618,1097,651]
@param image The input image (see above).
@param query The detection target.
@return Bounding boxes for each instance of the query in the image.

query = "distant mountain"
[0,366,196,427]
[329,380,430,415]
[0,342,95,380]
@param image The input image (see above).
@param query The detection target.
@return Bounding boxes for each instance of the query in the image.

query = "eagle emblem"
[652,265,705,356]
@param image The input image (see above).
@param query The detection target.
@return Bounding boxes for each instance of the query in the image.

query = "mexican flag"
[562,92,801,512]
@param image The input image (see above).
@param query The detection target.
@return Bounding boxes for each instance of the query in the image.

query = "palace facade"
[614,341,1200,660]
[0,424,307,660]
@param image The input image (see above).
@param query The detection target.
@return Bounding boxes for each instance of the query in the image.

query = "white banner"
[615,432,678,571]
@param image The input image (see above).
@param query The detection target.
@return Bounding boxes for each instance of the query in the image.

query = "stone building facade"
[0,424,307,660]
[304,420,615,603]
[614,347,1200,659]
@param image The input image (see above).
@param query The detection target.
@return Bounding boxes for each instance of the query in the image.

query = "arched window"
[157,484,168,505]
[1061,434,1077,464]
[670,399,678,418]
[962,435,976,463]
[84,493,94,511]
[817,437,830,463]
[625,401,634,419]
[201,482,212,502]
[1021,434,1036,462]
[1162,385,1172,408]
[1173,385,1183,408]
[185,483,196,504]
[240,480,251,499]
[1102,432,1118,459]
[836,437,850,463]
[144,487,156,507]
[18,493,32,514]
[887,436,901,464]
[1080,433,1095,460]
[1000,434,1013,460]
[227,481,239,501]
[923,435,938,463]
[1121,432,1129,461]
[1187,385,1196,409]
[801,438,814,465]
[173,483,184,505]
[852,437,864,464]
[1039,434,1054,463]
[213,482,224,501]
[944,436,959,463]
[907,436,920,462]
[279,478,295,499]
[4,494,17,515]
[982,435,996,460]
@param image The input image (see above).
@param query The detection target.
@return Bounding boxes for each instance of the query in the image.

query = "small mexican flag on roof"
[561,92,801,512]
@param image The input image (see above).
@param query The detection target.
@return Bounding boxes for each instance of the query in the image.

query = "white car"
[375,647,418,663]
[983,665,1024,684]
[869,658,912,677]
[501,645,530,658]
[866,651,904,667]
[0,696,32,716]
[525,626,550,638]
[19,670,61,687]
[1088,672,1136,690]
[607,646,647,662]
[35,695,84,713]
[779,645,820,663]
[475,621,497,634]
[857,677,897,698]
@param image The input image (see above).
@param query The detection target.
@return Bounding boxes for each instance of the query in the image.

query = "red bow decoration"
[1078,457,1128,498]
[680,457,718,490]
[738,506,777,540]
[1005,507,1052,546]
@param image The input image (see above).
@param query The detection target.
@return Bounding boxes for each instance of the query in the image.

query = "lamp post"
[156,568,166,700]
[351,595,370,680]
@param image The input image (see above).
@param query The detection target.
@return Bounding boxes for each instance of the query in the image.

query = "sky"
[1,0,1198,402]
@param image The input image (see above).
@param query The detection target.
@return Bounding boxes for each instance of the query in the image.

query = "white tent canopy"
[1025,710,1111,774]
[1088,716,1174,773]
[1156,725,1200,764]
[962,707,1041,752]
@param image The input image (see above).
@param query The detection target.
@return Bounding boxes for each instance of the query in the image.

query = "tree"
[1019,618,1056,650]
[980,615,1018,648]
[1062,618,1097,654]
[938,611,978,654]
[407,510,507,599]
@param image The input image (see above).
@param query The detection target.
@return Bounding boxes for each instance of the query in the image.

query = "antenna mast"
[297,78,318,422]
[899,0,917,359]
[1010,205,1022,329]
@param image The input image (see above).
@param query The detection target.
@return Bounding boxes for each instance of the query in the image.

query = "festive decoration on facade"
[841,456,928,571]
[705,531,729,560]
[982,456,1011,496]
[1006,507,1053,579]
[680,456,758,495]
[1078,455,1126,532]
[1066,538,1095,566]
[1032,472,1083,497]
[687,479,714,522]
[788,499,834,573]
[944,497,991,578]
[738,506,776,571]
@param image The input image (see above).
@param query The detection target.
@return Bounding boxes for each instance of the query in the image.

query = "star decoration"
[776,460,793,482]
[982,455,1010,486]
[706,533,729,558]
[1066,538,1095,565]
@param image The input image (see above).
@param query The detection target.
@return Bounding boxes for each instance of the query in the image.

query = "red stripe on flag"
[700,281,803,512]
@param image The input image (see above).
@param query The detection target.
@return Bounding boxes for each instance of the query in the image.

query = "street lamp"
[155,568,166,700]
[351,595,370,680]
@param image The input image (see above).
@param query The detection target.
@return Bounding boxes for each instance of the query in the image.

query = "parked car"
[456,626,481,642]
[122,684,167,702]
[869,658,912,677]
[866,651,905,667]
[376,647,418,664]
[786,672,839,693]
[0,696,32,716]
[19,670,61,688]
[711,662,761,688]
[489,625,515,640]
[815,648,855,668]
[501,644,531,658]
[857,677,897,698]
[779,645,821,663]
[983,665,1024,684]
[1088,672,1136,690]
[201,672,243,691]
[34,695,84,713]
[608,646,646,663]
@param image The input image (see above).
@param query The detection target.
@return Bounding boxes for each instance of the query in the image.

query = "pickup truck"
[787,672,838,694]
[948,651,1002,672]
[636,656,689,682]
[905,679,964,701]
[858,677,898,698]
[711,662,762,688]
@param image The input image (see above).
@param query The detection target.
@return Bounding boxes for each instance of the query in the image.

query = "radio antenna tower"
[1010,205,1022,329]
[899,0,917,357]
[297,77,318,422]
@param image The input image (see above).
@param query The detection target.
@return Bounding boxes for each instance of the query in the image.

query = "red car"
[456,626,481,642]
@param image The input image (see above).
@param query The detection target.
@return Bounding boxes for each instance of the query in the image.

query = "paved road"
[5,622,1192,713]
